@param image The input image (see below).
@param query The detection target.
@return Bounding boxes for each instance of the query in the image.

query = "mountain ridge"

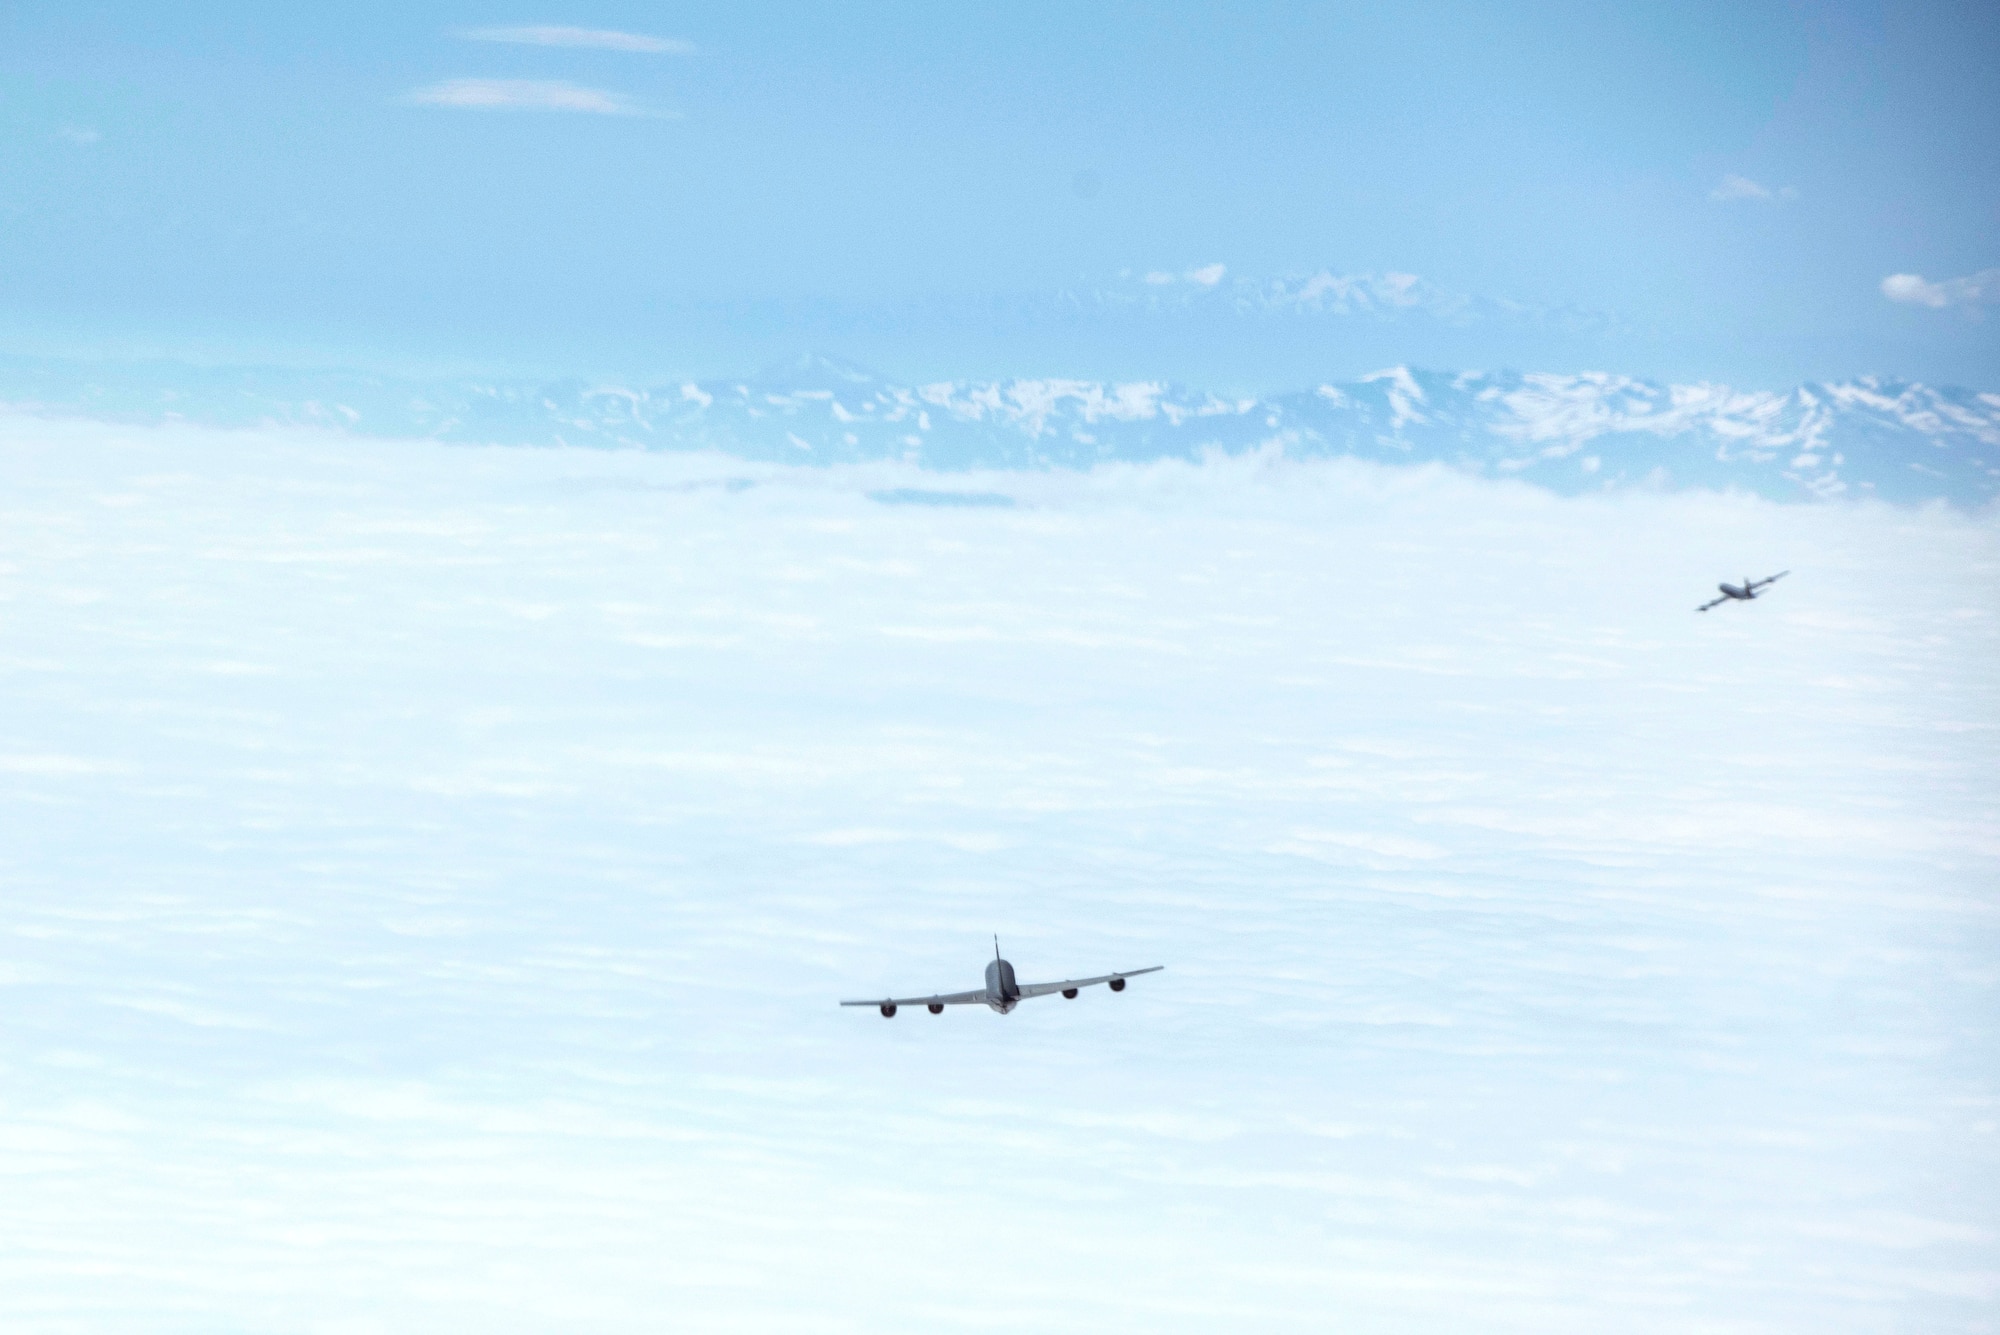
[2,354,1994,505]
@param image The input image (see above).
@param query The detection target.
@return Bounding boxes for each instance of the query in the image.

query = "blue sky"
[2,0,1997,389]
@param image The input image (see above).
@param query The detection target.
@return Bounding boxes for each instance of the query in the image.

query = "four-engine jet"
[1697,570,1789,612]
[842,938,1163,1016]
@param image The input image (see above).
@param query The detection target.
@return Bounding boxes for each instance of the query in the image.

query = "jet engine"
[928,1003,943,1013]
[1109,977,1126,992]
[1062,988,1078,999]
[879,1003,897,1017]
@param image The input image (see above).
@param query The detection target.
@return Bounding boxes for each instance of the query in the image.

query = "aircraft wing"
[1750,570,1790,591]
[1696,595,1729,612]
[840,988,988,1008]
[1016,965,1164,1000]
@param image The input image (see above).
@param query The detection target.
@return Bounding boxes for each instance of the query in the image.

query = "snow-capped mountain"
[4,353,1996,504]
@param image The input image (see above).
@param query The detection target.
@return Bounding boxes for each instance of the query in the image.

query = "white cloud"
[1710,173,1797,202]
[458,25,692,53]
[56,124,100,145]
[1880,268,2000,310]
[404,79,661,116]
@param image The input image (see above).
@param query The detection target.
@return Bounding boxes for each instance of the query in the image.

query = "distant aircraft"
[1697,570,1789,612]
[842,938,1163,1016]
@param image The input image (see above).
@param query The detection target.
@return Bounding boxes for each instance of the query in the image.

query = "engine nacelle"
[928,1002,944,1014]
[1109,977,1126,992]
[880,1003,897,1017]
[1062,988,1078,999]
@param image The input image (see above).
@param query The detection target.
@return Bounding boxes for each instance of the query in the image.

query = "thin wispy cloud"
[405,79,664,116]
[1087,264,1618,337]
[1710,174,1797,202]
[1274,269,1425,310]
[1141,263,1227,287]
[1112,266,1461,319]
[1880,268,2000,310]
[458,25,691,53]
[56,124,101,145]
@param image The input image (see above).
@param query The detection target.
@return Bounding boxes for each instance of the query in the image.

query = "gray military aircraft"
[1697,570,1789,612]
[842,938,1163,1016]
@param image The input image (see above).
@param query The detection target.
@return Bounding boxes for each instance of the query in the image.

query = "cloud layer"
[0,415,1994,1331]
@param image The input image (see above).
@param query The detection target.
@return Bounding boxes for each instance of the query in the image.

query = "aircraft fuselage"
[984,957,1021,1013]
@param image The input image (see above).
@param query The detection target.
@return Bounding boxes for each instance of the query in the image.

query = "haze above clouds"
[1,418,1994,1331]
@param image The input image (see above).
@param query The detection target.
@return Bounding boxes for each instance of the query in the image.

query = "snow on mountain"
[4,353,1996,504]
